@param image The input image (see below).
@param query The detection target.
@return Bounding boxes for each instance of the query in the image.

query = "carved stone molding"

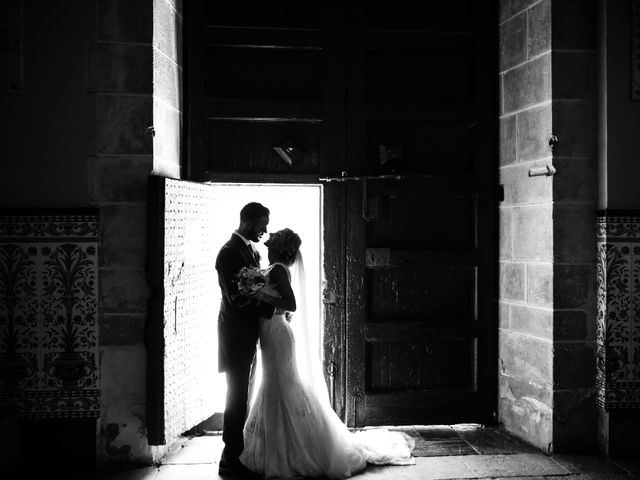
[596,211,640,410]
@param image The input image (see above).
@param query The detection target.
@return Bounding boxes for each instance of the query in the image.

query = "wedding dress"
[240,254,415,479]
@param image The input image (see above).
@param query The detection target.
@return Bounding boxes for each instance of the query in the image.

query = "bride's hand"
[256,290,276,305]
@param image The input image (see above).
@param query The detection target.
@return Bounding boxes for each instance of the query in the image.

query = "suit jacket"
[215,234,275,372]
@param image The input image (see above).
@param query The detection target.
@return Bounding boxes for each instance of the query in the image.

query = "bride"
[239,228,415,479]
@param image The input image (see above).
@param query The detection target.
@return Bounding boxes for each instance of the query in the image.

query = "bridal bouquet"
[236,266,279,297]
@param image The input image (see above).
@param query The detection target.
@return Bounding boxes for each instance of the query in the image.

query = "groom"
[215,201,275,479]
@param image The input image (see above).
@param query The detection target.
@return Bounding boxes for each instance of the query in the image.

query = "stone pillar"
[499,0,554,452]
[152,0,183,178]
[87,0,155,468]
[550,0,598,453]
[499,0,598,453]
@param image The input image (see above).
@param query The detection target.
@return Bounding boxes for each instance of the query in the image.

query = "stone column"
[550,0,598,453]
[87,0,155,468]
[499,0,598,453]
[499,0,554,452]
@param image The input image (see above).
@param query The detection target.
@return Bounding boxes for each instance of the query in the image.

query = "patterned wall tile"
[596,212,640,409]
[0,211,100,418]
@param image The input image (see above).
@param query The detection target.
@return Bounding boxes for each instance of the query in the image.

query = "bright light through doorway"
[208,183,323,412]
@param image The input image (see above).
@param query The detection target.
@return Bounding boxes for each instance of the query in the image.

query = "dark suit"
[215,233,274,459]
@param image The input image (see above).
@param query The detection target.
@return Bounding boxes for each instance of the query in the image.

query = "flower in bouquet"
[236,266,279,297]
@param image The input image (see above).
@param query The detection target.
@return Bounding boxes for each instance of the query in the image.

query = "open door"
[146,176,218,445]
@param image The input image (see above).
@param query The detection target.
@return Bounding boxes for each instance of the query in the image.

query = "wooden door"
[343,2,499,427]
[186,2,498,427]
[147,176,218,445]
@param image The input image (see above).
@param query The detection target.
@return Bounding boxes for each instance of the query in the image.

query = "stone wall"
[499,0,598,453]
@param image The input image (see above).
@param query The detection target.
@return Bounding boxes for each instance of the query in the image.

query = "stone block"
[500,114,517,166]
[500,262,526,302]
[99,346,152,464]
[98,0,153,43]
[527,262,553,307]
[554,310,588,341]
[553,388,598,453]
[498,374,553,451]
[554,342,596,389]
[100,345,147,401]
[499,330,553,384]
[499,206,513,260]
[500,0,536,23]
[500,12,527,71]
[100,268,148,313]
[500,162,552,206]
[513,204,553,262]
[553,51,597,100]
[511,304,553,339]
[100,204,147,268]
[100,314,146,346]
[503,53,551,114]
[552,0,597,50]
[553,203,597,263]
[552,101,597,157]
[552,156,597,203]
[154,0,183,65]
[152,98,182,178]
[153,48,182,112]
[97,95,153,155]
[88,155,153,203]
[554,264,595,309]
[516,104,553,162]
[87,43,152,94]
[527,0,551,57]
[499,301,510,329]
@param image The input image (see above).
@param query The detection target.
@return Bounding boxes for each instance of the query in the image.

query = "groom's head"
[238,202,270,242]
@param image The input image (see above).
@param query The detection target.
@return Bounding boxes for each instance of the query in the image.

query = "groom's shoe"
[219,454,263,479]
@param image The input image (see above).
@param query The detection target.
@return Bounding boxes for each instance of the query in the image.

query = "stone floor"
[85,424,640,480]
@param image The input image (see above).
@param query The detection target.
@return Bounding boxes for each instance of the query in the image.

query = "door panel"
[187,3,346,180]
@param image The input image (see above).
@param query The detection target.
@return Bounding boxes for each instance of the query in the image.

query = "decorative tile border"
[596,211,640,410]
[0,211,100,418]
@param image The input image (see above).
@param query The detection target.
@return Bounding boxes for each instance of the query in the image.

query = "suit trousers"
[222,354,255,458]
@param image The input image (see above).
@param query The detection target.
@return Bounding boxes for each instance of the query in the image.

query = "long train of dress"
[240,308,415,479]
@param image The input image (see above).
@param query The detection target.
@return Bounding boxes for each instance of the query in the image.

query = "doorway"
[207,183,324,413]
[185,2,498,429]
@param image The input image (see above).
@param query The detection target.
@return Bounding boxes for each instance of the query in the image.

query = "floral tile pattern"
[0,211,100,418]
[596,212,640,410]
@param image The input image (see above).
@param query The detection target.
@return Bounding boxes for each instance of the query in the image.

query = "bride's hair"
[265,228,301,265]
